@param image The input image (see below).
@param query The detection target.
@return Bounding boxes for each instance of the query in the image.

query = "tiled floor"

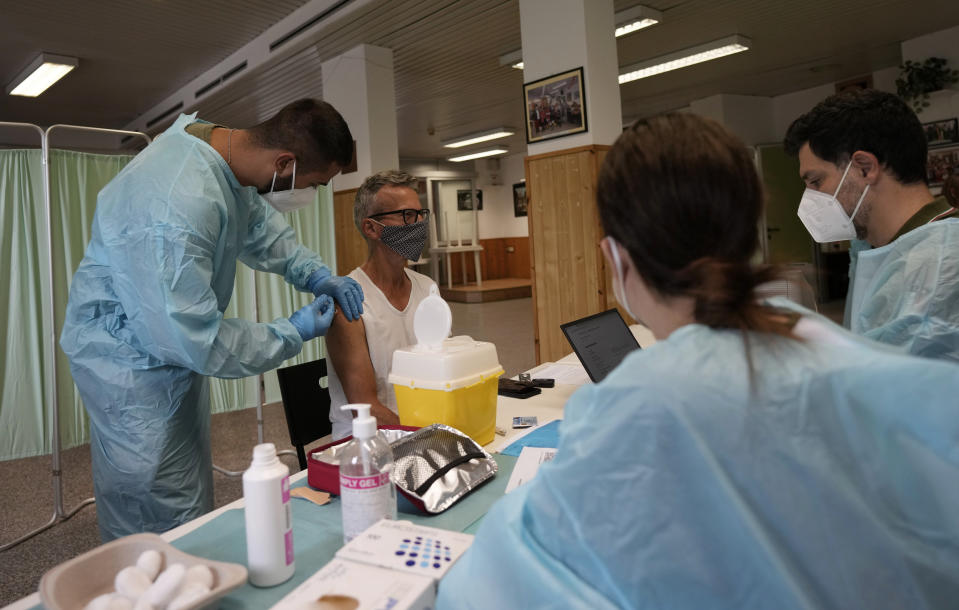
[0,297,536,607]
[449,297,536,377]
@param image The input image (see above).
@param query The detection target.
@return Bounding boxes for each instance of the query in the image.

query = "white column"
[321,44,399,190]
[519,0,622,155]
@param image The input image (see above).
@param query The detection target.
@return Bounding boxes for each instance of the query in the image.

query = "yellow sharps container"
[388,286,503,445]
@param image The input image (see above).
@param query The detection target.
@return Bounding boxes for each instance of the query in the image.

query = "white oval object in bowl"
[39,533,247,610]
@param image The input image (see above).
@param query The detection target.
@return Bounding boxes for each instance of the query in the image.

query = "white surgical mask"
[263,161,316,213]
[797,161,869,243]
[606,236,639,321]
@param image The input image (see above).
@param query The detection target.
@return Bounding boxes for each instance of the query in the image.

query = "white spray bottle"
[339,404,397,543]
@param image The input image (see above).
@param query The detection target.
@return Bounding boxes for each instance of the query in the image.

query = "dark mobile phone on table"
[497,378,541,399]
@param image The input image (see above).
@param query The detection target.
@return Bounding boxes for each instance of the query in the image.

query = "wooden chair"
[276,358,333,471]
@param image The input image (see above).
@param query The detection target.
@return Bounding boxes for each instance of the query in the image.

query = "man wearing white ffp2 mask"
[263,159,318,213]
[59,98,364,541]
[797,160,869,243]
[785,89,959,362]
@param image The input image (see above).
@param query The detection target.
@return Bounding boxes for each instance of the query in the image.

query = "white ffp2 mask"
[797,161,869,243]
[606,236,639,322]
[263,161,317,213]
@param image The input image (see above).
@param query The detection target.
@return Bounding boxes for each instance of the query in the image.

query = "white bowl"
[39,533,247,610]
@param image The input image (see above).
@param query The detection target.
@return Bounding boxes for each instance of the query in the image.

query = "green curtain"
[0,149,48,460]
[210,187,336,413]
[0,147,337,460]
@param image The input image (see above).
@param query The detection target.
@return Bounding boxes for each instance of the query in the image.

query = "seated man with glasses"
[325,170,436,439]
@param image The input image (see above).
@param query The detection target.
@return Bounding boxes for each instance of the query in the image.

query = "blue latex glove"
[289,295,335,341]
[305,270,364,321]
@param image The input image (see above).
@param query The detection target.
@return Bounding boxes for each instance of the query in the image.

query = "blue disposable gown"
[60,114,326,540]
[844,219,959,362]
[438,302,959,609]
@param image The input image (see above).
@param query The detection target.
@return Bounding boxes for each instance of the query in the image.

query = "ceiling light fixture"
[442,127,515,149]
[5,53,79,97]
[498,50,524,70]
[618,35,751,84]
[499,4,664,70]
[448,148,509,163]
[614,5,662,37]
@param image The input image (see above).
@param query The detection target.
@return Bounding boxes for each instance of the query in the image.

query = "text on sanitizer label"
[340,472,393,540]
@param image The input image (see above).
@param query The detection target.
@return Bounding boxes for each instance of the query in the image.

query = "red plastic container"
[307,425,419,495]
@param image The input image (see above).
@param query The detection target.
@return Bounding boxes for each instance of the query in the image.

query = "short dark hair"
[248,98,353,172]
[783,89,927,184]
[597,113,788,336]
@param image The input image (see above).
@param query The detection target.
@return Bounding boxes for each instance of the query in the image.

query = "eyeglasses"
[367,208,431,225]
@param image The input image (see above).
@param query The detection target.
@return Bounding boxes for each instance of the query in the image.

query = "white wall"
[769,67,901,141]
[690,94,776,146]
[902,44,959,127]
[900,26,959,123]
[520,0,622,155]
[472,152,530,239]
[691,25,959,145]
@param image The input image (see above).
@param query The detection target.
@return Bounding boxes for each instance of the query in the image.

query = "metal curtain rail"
[0,123,152,552]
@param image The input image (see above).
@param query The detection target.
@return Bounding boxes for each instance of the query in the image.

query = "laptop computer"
[560,309,641,383]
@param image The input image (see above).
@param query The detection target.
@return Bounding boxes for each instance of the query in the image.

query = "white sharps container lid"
[413,285,451,351]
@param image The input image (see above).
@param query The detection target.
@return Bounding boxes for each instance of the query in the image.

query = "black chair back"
[276,358,332,470]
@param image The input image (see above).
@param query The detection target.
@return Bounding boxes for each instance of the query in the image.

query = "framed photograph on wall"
[524,67,587,144]
[456,189,483,210]
[924,118,959,148]
[513,182,527,217]
[926,144,959,187]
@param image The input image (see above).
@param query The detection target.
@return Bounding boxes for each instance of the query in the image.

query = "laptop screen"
[560,309,641,383]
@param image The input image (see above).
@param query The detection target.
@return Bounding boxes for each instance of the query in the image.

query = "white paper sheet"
[532,362,591,386]
[505,446,558,493]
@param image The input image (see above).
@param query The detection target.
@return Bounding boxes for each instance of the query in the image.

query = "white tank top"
[327,267,436,439]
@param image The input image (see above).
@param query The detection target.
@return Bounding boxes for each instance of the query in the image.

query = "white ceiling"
[2,0,959,158]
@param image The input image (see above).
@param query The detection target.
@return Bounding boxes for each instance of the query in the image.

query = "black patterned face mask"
[371,219,429,261]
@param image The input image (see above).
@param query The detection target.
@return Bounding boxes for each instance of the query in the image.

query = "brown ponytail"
[679,259,794,337]
[597,113,796,338]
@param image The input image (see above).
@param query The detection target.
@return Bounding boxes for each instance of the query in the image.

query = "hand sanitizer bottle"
[242,443,295,587]
[339,404,397,543]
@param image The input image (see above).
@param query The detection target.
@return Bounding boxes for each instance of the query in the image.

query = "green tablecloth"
[127,454,517,609]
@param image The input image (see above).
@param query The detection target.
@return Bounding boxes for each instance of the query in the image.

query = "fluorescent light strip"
[448,148,508,163]
[499,5,662,71]
[615,18,658,37]
[614,5,662,38]
[443,128,515,149]
[618,35,751,84]
[499,49,523,70]
[6,53,78,97]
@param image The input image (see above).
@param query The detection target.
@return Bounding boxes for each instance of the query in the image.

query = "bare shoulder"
[327,307,367,345]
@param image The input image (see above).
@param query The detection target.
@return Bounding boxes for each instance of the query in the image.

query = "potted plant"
[895,57,959,113]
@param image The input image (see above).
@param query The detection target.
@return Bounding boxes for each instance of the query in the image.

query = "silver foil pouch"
[311,427,415,466]
[389,424,498,514]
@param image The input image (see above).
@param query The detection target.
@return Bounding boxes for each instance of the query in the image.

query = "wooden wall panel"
[444,237,531,284]
[525,145,611,364]
[332,188,367,276]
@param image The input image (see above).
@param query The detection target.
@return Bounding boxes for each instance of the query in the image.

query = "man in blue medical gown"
[61,99,364,540]
[785,89,959,361]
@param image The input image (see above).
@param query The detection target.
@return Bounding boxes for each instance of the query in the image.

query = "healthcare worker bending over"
[785,89,959,361]
[60,98,364,541]
[438,114,959,609]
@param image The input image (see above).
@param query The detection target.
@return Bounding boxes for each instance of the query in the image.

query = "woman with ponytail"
[438,114,959,610]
